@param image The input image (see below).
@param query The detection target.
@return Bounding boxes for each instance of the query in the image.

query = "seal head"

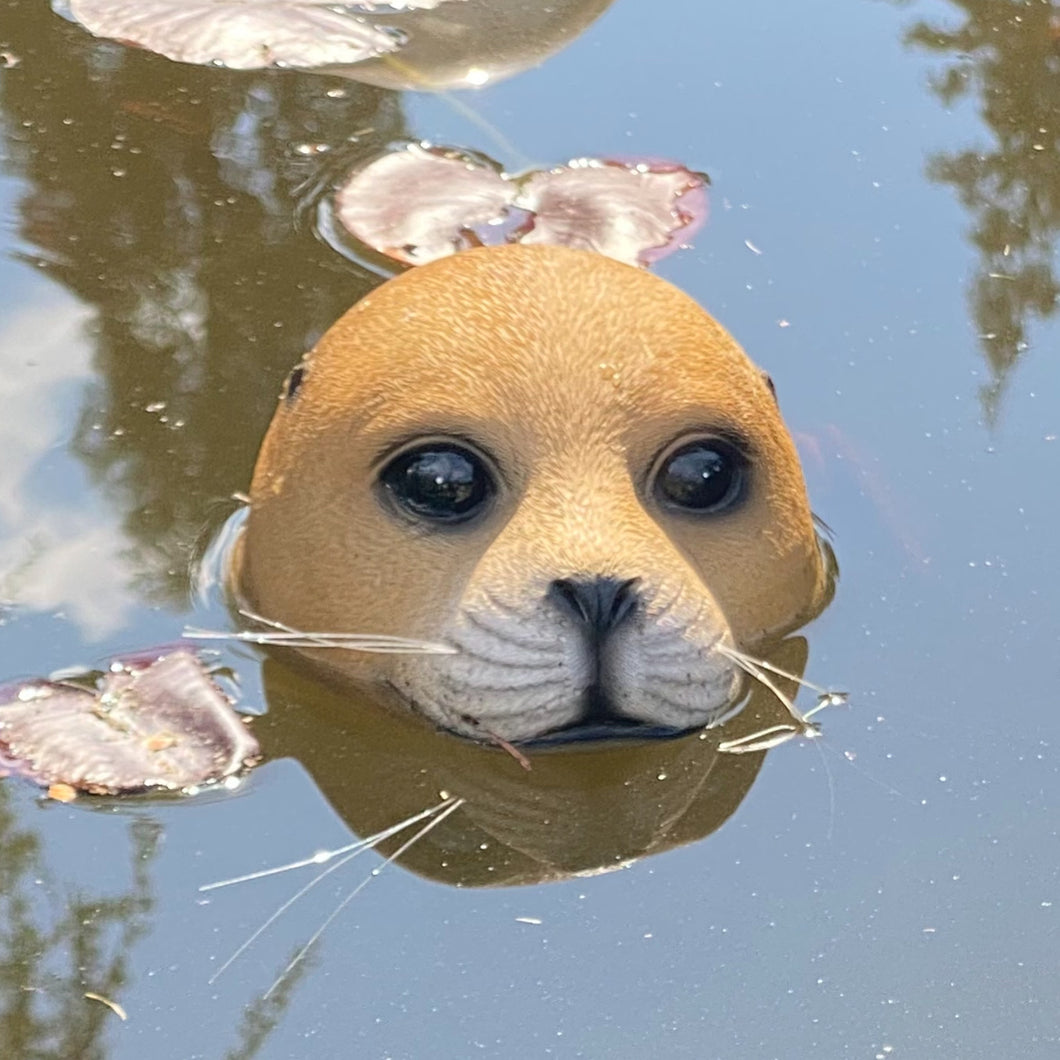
[237,244,830,742]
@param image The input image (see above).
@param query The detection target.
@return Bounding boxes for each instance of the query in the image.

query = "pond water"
[1,0,1059,1056]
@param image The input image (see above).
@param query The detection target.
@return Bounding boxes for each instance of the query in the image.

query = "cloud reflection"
[0,294,142,639]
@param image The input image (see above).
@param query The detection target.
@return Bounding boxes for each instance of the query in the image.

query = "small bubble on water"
[817,691,848,708]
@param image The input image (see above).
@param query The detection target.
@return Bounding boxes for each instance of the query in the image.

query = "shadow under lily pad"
[0,651,259,796]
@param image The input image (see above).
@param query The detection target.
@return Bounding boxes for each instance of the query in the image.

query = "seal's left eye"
[653,438,747,514]
[379,443,494,524]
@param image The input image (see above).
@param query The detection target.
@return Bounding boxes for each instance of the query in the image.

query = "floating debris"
[331,142,708,270]
[47,782,78,803]
[84,992,128,1021]
[0,651,259,795]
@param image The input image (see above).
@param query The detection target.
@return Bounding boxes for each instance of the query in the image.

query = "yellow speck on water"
[46,783,77,803]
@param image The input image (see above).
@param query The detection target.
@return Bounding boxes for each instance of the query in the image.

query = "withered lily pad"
[0,652,259,795]
[59,0,465,70]
[515,162,706,266]
[331,143,708,269]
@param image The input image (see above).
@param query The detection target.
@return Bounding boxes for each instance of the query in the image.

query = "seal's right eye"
[379,443,495,525]
[651,436,747,515]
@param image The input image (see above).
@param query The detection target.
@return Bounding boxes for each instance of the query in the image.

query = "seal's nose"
[547,576,640,636]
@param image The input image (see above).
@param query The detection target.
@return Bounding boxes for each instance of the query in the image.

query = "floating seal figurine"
[234,244,832,744]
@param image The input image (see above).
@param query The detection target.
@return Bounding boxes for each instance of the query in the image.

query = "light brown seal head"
[235,244,832,744]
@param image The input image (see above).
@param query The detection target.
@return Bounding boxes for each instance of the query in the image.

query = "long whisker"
[200,799,459,893]
[719,724,809,754]
[717,650,818,754]
[184,608,455,655]
[184,629,456,653]
[205,798,461,985]
[718,644,847,706]
[242,608,458,653]
[264,797,466,998]
[717,646,851,754]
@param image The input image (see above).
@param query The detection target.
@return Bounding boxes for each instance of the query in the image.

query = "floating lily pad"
[0,651,259,795]
[330,143,708,269]
[333,146,519,265]
[515,161,706,266]
[58,0,465,70]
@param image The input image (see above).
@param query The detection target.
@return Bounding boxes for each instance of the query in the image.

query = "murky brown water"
[2,0,1060,1056]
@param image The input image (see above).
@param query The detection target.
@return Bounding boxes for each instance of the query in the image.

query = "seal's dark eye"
[379,443,494,524]
[653,438,746,514]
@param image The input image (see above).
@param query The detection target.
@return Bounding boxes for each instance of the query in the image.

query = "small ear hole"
[283,363,307,401]
[760,371,777,403]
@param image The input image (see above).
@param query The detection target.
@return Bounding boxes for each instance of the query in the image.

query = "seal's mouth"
[525,718,693,747]
[521,684,694,747]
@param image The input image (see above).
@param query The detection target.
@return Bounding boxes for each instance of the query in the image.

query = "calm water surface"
[1,0,1059,1057]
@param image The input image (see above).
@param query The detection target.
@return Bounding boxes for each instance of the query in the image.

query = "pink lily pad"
[0,651,259,795]
[516,160,707,266]
[334,146,517,265]
[329,143,709,270]
[58,0,466,71]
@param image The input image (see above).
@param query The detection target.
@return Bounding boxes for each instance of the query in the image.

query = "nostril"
[547,576,641,635]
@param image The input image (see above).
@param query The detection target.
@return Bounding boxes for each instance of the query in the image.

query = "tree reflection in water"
[0,0,402,608]
[901,0,1060,420]
[0,788,156,1059]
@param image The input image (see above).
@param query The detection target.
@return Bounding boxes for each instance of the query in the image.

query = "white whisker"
[263,797,465,998]
[716,646,847,755]
[719,644,846,704]
[717,724,805,754]
[205,798,461,985]
[183,608,455,655]
[200,799,458,892]
[724,650,811,728]
[716,650,815,754]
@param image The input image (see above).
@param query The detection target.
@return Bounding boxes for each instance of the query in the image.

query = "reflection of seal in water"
[235,244,832,743]
[255,635,815,887]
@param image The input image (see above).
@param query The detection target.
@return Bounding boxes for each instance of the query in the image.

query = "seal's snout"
[547,576,640,636]
[546,575,648,739]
